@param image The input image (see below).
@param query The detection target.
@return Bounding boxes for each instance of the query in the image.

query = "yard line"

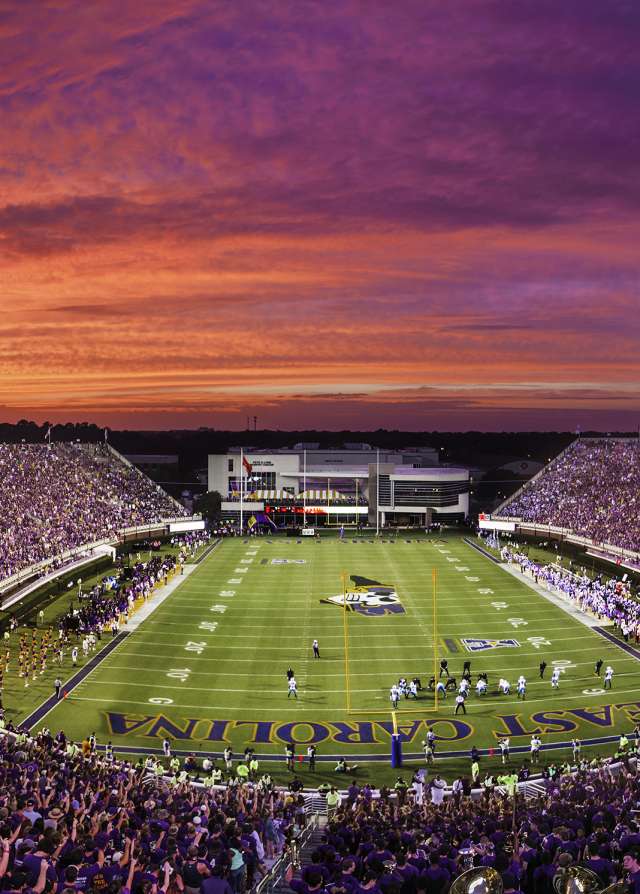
[114,642,627,663]
[123,625,618,641]
[97,659,635,677]
[75,668,640,692]
[69,684,640,713]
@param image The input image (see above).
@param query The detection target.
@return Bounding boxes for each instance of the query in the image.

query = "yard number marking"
[185,641,207,653]
[166,668,191,682]
[527,636,551,649]
[508,617,528,627]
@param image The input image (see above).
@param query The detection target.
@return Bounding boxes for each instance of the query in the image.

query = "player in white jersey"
[390,685,399,708]
[476,678,487,696]
[287,677,298,698]
[604,666,614,689]
[551,668,560,688]
[163,738,171,757]
[500,678,511,695]
[459,678,470,696]
[435,680,447,699]
[517,677,526,700]
[71,646,78,666]
[499,737,510,763]
[408,680,418,699]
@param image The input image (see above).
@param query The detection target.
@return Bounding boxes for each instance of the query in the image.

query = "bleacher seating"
[498,439,640,553]
[0,443,187,584]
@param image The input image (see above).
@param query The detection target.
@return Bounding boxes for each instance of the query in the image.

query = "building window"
[228,459,234,472]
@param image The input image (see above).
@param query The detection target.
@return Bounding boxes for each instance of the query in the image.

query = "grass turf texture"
[7,533,640,788]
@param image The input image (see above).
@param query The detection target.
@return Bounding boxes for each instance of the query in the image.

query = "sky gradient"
[1,0,639,430]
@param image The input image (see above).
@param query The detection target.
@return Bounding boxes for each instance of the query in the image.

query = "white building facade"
[209,445,469,528]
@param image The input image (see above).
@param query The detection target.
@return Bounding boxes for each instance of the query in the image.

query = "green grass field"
[6,532,640,787]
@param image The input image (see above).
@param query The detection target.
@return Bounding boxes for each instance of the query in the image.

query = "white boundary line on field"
[498,563,607,629]
[23,563,200,730]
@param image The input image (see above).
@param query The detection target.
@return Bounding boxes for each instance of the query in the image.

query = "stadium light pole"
[303,449,307,528]
[240,448,244,534]
[376,449,380,536]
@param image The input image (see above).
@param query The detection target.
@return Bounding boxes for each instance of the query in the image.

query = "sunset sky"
[1,0,639,431]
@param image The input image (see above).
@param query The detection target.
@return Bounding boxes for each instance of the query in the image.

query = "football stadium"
[1,436,640,893]
[2,440,640,788]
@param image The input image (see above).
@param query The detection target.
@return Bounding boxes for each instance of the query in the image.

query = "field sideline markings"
[19,560,206,731]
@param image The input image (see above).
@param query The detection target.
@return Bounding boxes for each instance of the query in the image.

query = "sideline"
[21,560,204,731]
[498,562,604,628]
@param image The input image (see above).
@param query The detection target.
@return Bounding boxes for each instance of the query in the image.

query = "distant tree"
[194,490,222,523]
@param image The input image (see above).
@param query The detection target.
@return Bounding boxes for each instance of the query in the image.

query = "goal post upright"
[342,569,351,712]
[433,566,439,711]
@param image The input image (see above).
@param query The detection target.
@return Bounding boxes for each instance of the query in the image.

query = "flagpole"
[376,449,380,536]
[240,448,244,534]
[303,449,307,528]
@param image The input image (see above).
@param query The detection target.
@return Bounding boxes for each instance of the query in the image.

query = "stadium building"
[208,443,470,528]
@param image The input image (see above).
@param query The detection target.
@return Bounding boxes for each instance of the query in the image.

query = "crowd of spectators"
[295,762,640,894]
[0,728,640,894]
[498,439,640,554]
[0,444,187,584]
[0,728,298,894]
[56,554,180,640]
[500,546,640,641]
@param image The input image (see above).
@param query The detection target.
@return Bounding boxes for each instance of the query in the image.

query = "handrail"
[255,812,321,894]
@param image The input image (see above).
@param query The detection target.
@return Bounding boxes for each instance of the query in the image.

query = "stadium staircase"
[257,809,327,894]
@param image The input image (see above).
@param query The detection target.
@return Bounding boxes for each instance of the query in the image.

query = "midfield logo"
[321,575,405,616]
[462,637,520,652]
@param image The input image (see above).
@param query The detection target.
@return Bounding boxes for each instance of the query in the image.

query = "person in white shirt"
[476,678,487,696]
[287,677,298,698]
[551,668,560,688]
[390,685,399,708]
[312,639,320,658]
[530,735,541,764]
[430,775,446,805]
[436,680,447,699]
[604,666,614,689]
[455,693,466,714]
[499,737,510,763]
[500,678,511,695]
[517,678,526,700]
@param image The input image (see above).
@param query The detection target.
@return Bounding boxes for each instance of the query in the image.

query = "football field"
[20,533,640,785]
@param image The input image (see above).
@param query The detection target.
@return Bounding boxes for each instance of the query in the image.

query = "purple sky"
[1,0,639,430]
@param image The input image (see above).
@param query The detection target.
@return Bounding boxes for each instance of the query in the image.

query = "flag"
[247,515,257,529]
[242,455,252,475]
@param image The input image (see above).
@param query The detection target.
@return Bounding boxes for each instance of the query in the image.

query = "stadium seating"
[0,443,187,585]
[0,726,637,894]
[498,439,640,553]
[292,762,640,894]
[0,728,294,894]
